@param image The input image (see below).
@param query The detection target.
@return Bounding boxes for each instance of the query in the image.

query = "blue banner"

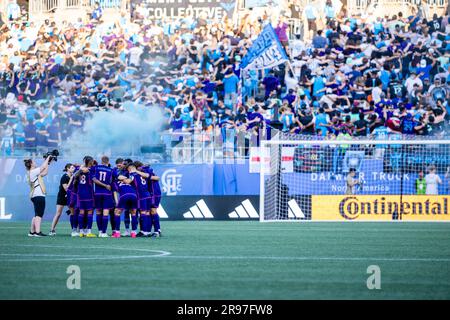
[240,23,288,70]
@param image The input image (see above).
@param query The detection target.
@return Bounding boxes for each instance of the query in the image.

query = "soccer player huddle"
[66,156,161,238]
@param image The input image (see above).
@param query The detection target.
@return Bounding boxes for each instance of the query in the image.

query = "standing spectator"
[405,71,423,95]
[222,69,239,109]
[425,165,442,195]
[346,168,362,195]
[315,107,330,136]
[262,70,280,99]
[275,17,289,49]
[312,30,327,49]
[354,113,369,137]
[6,0,20,21]
[304,2,318,39]
[415,170,426,195]
[24,120,37,155]
[324,0,336,25]
[91,2,103,21]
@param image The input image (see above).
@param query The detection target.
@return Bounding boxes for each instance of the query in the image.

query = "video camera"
[43,149,59,164]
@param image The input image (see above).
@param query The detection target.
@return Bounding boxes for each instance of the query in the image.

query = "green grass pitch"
[0,221,449,299]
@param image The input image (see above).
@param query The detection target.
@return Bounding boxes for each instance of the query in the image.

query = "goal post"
[259,139,450,222]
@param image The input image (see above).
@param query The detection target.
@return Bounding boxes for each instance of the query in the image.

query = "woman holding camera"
[24,155,51,237]
[49,163,75,236]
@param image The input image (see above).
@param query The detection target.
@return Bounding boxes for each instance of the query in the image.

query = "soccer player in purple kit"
[110,158,124,231]
[112,162,138,238]
[67,164,80,237]
[74,156,96,238]
[145,165,162,237]
[114,158,132,236]
[92,156,114,237]
[129,161,153,237]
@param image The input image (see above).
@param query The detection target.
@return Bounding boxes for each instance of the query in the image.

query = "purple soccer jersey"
[93,165,113,195]
[93,165,115,210]
[115,177,137,210]
[144,167,161,208]
[130,171,152,211]
[67,166,80,208]
[77,168,94,210]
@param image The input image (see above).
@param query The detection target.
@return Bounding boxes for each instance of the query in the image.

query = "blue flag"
[240,23,289,70]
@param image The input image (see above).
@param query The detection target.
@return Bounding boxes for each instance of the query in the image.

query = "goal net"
[259,138,450,222]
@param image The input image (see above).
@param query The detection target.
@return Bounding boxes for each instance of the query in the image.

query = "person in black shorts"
[25,156,51,237]
[49,163,75,236]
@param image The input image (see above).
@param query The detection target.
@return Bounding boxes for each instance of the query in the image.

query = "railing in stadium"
[29,0,123,14]
[2,125,449,164]
[347,0,448,15]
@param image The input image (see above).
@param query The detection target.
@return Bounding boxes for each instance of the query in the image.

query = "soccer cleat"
[34,232,47,237]
[48,230,56,236]
[99,233,109,238]
[79,232,84,238]
[28,232,35,237]
[131,231,137,238]
[85,233,97,238]
[112,231,121,238]
[121,230,130,237]
[136,231,145,237]
[71,231,79,237]
[152,231,161,238]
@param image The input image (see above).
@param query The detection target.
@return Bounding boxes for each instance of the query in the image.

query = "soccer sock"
[78,214,85,231]
[69,215,75,230]
[84,214,88,233]
[131,215,138,231]
[74,210,79,230]
[114,215,121,232]
[139,214,143,231]
[148,214,153,232]
[124,210,130,230]
[87,214,94,231]
[102,215,109,234]
[152,213,160,233]
[142,215,150,233]
[110,210,115,230]
[96,214,102,232]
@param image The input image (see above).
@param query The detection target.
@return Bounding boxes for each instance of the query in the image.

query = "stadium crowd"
[0,1,449,156]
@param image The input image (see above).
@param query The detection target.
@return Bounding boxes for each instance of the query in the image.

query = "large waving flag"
[240,23,289,70]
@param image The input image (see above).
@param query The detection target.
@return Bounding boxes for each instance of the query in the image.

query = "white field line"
[0,244,171,262]
[0,244,449,263]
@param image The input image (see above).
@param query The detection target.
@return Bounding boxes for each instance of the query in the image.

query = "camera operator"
[346,168,362,195]
[49,163,75,236]
[24,155,51,237]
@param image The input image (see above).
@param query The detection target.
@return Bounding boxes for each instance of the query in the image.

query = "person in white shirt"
[128,44,143,67]
[425,165,442,195]
[24,155,51,237]
[372,82,383,103]
[405,71,423,94]
[6,0,20,21]
[290,34,306,58]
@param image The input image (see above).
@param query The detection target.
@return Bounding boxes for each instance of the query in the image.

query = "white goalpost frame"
[259,139,450,223]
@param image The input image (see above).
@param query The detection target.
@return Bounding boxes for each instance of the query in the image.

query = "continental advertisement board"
[312,195,450,221]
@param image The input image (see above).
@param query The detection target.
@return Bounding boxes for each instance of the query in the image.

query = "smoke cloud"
[63,102,165,159]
